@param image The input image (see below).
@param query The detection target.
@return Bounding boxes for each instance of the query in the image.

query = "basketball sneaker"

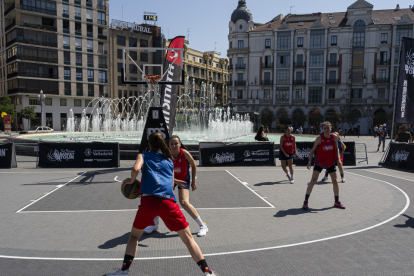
[290,179,294,184]
[302,201,309,210]
[197,222,208,237]
[144,217,159,234]
[105,269,129,275]
[205,271,218,275]
[341,178,345,183]
[334,201,346,209]
[321,175,329,181]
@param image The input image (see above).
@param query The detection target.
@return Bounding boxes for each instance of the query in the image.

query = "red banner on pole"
[4,115,11,135]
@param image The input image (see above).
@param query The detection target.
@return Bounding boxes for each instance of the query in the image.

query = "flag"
[396,37,414,124]
[160,36,185,136]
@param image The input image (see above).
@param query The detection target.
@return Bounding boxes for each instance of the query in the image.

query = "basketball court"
[1,161,414,275]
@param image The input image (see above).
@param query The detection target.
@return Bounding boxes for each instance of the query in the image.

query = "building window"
[295,89,302,99]
[353,20,366,49]
[62,4,69,14]
[76,83,83,96]
[309,68,323,84]
[88,69,94,80]
[117,36,126,46]
[117,63,123,73]
[64,51,70,63]
[45,98,52,106]
[85,99,92,107]
[63,36,70,46]
[308,87,322,103]
[275,87,289,103]
[129,37,137,47]
[129,64,137,74]
[129,51,137,61]
[238,40,244,48]
[99,71,106,82]
[351,89,362,98]
[87,39,93,50]
[381,33,388,44]
[75,38,82,48]
[310,30,325,49]
[378,69,386,79]
[86,9,92,20]
[76,52,82,63]
[396,25,412,46]
[297,37,303,47]
[140,39,148,47]
[264,56,272,67]
[331,36,337,46]
[64,67,70,77]
[296,71,303,82]
[60,98,67,106]
[29,98,40,105]
[74,6,81,17]
[117,49,122,59]
[380,51,388,64]
[265,39,271,48]
[328,88,335,99]
[62,20,69,32]
[140,52,148,62]
[76,68,82,78]
[277,53,290,68]
[277,32,291,50]
[88,54,93,65]
[309,51,324,67]
[74,99,82,106]
[276,70,290,84]
[98,12,106,25]
[237,90,243,99]
[264,89,271,99]
[64,82,71,95]
[239,25,243,30]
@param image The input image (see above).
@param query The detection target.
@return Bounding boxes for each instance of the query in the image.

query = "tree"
[20,106,37,129]
[0,95,17,123]
[344,110,360,132]
[278,114,292,128]
[261,110,274,127]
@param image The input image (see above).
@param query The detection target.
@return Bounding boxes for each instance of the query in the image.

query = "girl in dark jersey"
[106,132,216,276]
[321,132,346,183]
[279,127,297,184]
[302,122,345,210]
[144,136,209,237]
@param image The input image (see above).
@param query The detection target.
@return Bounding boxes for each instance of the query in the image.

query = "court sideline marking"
[361,169,414,183]
[1,171,410,260]
[226,170,275,208]
[15,172,87,213]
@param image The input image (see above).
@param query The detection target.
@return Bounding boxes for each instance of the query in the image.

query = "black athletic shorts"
[314,164,336,173]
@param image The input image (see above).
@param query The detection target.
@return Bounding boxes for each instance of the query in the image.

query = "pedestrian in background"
[374,125,378,138]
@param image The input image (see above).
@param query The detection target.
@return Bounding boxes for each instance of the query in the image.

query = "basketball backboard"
[122,47,184,85]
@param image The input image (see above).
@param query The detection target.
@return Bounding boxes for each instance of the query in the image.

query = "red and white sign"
[4,115,11,135]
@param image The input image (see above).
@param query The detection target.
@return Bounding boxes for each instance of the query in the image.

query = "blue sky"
[109,0,412,58]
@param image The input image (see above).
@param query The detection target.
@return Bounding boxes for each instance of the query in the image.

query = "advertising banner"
[38,142,119,168]
[200,142,275,167]
[4,115,11,135]
[396,37,414,124]
[293,141,356,166]
[382,142,414,171]
[138,107,170,154]
[0,142,17,169]
[160,36,185,136]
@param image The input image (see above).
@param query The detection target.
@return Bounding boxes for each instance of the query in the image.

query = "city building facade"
[228,0,410,134]
[109,19,163,116]
[1,0,110,130]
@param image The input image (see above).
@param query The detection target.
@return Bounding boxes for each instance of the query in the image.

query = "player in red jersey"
[279,126,297,184]
[302,121,345,210]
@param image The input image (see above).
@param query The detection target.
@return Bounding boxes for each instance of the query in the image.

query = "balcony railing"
[20,22,57,32]
[262,79,273,85]
[377,59,390,66]
[348,98,367,104]
[99,78,107,83]
[326,79,339,84]
[373,99,389,104]
[4,3,15,16]
[294,62,306,68]
[327,61,339,67]
[97,4,106,10]
[8,88,59,95]
[236,64,246,69]
[97,19,106,25]
[5,20,16,32]
[276,63,290,68]
[275,97,289,104]
[227,47,250,54]
[10,55,58,64]
[20,4,57,15]
[275,79,290,85]
[262,63,273,69]
[376,78,390,84]
[293,79,306,85]
[98,34,107,40]
[7,72,58,79]
[16,37,57,47]
[234,80,246,86]
[326,99,341,104]
[98,64,107,69]
[292,99,305,104]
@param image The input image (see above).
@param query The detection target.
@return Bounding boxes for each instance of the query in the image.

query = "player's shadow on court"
[98,231,182,249]
[274,207,334,217]
[394,214,414,229]
[254,181,291,186]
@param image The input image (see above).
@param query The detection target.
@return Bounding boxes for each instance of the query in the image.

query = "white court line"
[114,176,121,182]
[16,172,87,213]
[360,169,414,183]
[1,171,410,260]
[0,171,84,174]
[226,170,275,208]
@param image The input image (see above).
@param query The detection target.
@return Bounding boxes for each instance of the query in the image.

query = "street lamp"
[37,90,46,127]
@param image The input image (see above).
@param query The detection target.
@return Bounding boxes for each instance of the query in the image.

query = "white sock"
[195,216,204,227]
[290,174,294,180]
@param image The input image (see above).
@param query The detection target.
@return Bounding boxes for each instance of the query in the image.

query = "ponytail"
[148,132,173,160]
[170,135,188,150]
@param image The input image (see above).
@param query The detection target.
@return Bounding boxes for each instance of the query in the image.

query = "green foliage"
[0,95,17,123]
[20,106,37,128]
[261,110,274,127]
[344,110,360,130]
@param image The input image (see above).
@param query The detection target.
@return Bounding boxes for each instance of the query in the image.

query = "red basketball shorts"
[133,196,189,232]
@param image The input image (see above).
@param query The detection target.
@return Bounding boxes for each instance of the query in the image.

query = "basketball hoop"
[144,75,162,84]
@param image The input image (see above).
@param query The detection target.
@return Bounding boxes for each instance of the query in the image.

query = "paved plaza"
[1,135,414,275]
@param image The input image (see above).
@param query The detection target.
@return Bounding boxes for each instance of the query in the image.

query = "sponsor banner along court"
[38,142,119,168]
[199,142,275,167]
[293,142,356,166]
[0,143,17,169]
[382,142,414,171]
[396,37,414,124]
